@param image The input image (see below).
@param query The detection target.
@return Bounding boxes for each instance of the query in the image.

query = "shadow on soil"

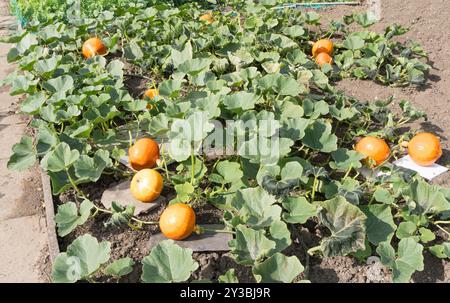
[420,121,447,139]
[412,252,446,283]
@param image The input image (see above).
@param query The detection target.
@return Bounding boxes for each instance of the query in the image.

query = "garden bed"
[4,0,450,283]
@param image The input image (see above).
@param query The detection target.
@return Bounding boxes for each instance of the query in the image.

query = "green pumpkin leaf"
[105,258,135,277]
[34,56,60,76]
[74,149,112,182]
[20,92,47,115]
[268,220,292,255]
[229,225,276,265]
[282,25,305,38]
[231,187,281,228]
[343,35,365,51]
[396,221,417,239]
[170,182,195,204]
[104,201,135,228]
[7,136,36,172]
[238,136,294,166]
[418,227,435,243]
[106,60,124,78]
[318,197,367,256]
[361,204,396,245]
[428,243,450,259]
[52,234,111,283]
[41,142,80,172]
[222,91,258,112]
[404,180,450,216]
[43,75,74,94]
[373,188,396,204]
[302,120,338,153]
[253,253,303,283]
[124,41,144,61]
[159,79,182,98]
[178,58,212,75]
[216,160,244,184]
[141,240,198,283]
[171,41,193,68]
[168,111,214,162]
[218,269,239,283]
[324,178,363,205]
[329,148,365,171]
[282,196,317,224]
[280,118,310,141]
[376,238,424,283]
[54,200,94,237]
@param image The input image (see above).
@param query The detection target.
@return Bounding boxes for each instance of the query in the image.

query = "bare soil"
[49,0,450,283]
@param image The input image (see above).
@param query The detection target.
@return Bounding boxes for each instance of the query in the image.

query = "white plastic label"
[393,155,448,180]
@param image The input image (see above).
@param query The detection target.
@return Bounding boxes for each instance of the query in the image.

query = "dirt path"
[0,1,49,283]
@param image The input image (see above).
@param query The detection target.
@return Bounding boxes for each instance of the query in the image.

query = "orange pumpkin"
[407,133,442,166]
[82,37,107,58]
[315,52,333,67]
[143,88,159,100]
[312,39,334,57]
[143,88,159,110]
[129,138,160,171]
[355,136,391,167]
[130,169,163,202]
[159,203,196,240]
[199,12,214,24]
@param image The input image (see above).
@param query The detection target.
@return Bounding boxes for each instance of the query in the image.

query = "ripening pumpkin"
[312,39,334,57]
[129,138,160,171]
[143,88,159,110]
[143,88,159,100]
[130,169,163,202]
[407,132,442,166]
[82,37,107,58]
[159,203,196,240]
[199,12,214,24]
[355,136,391,167]
[315,52,333,67]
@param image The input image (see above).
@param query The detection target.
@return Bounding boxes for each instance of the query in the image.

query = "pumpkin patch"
[4,0,447,285]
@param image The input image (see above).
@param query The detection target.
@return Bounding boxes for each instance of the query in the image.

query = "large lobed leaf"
[377,238,424,283]
[229,225,276,265]
[52,234,111,283]
[231,187,282,228]
[7,136,37,171]
[55,200,94,237]
[318,197,367,257]
[253,253,304,283]
[141,240,198,283]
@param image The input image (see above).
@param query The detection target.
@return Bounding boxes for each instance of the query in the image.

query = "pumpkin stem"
[307,245,322,256]
[434,221,450,225]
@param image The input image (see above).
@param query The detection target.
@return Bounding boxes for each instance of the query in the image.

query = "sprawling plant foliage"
[3,0,448,283]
